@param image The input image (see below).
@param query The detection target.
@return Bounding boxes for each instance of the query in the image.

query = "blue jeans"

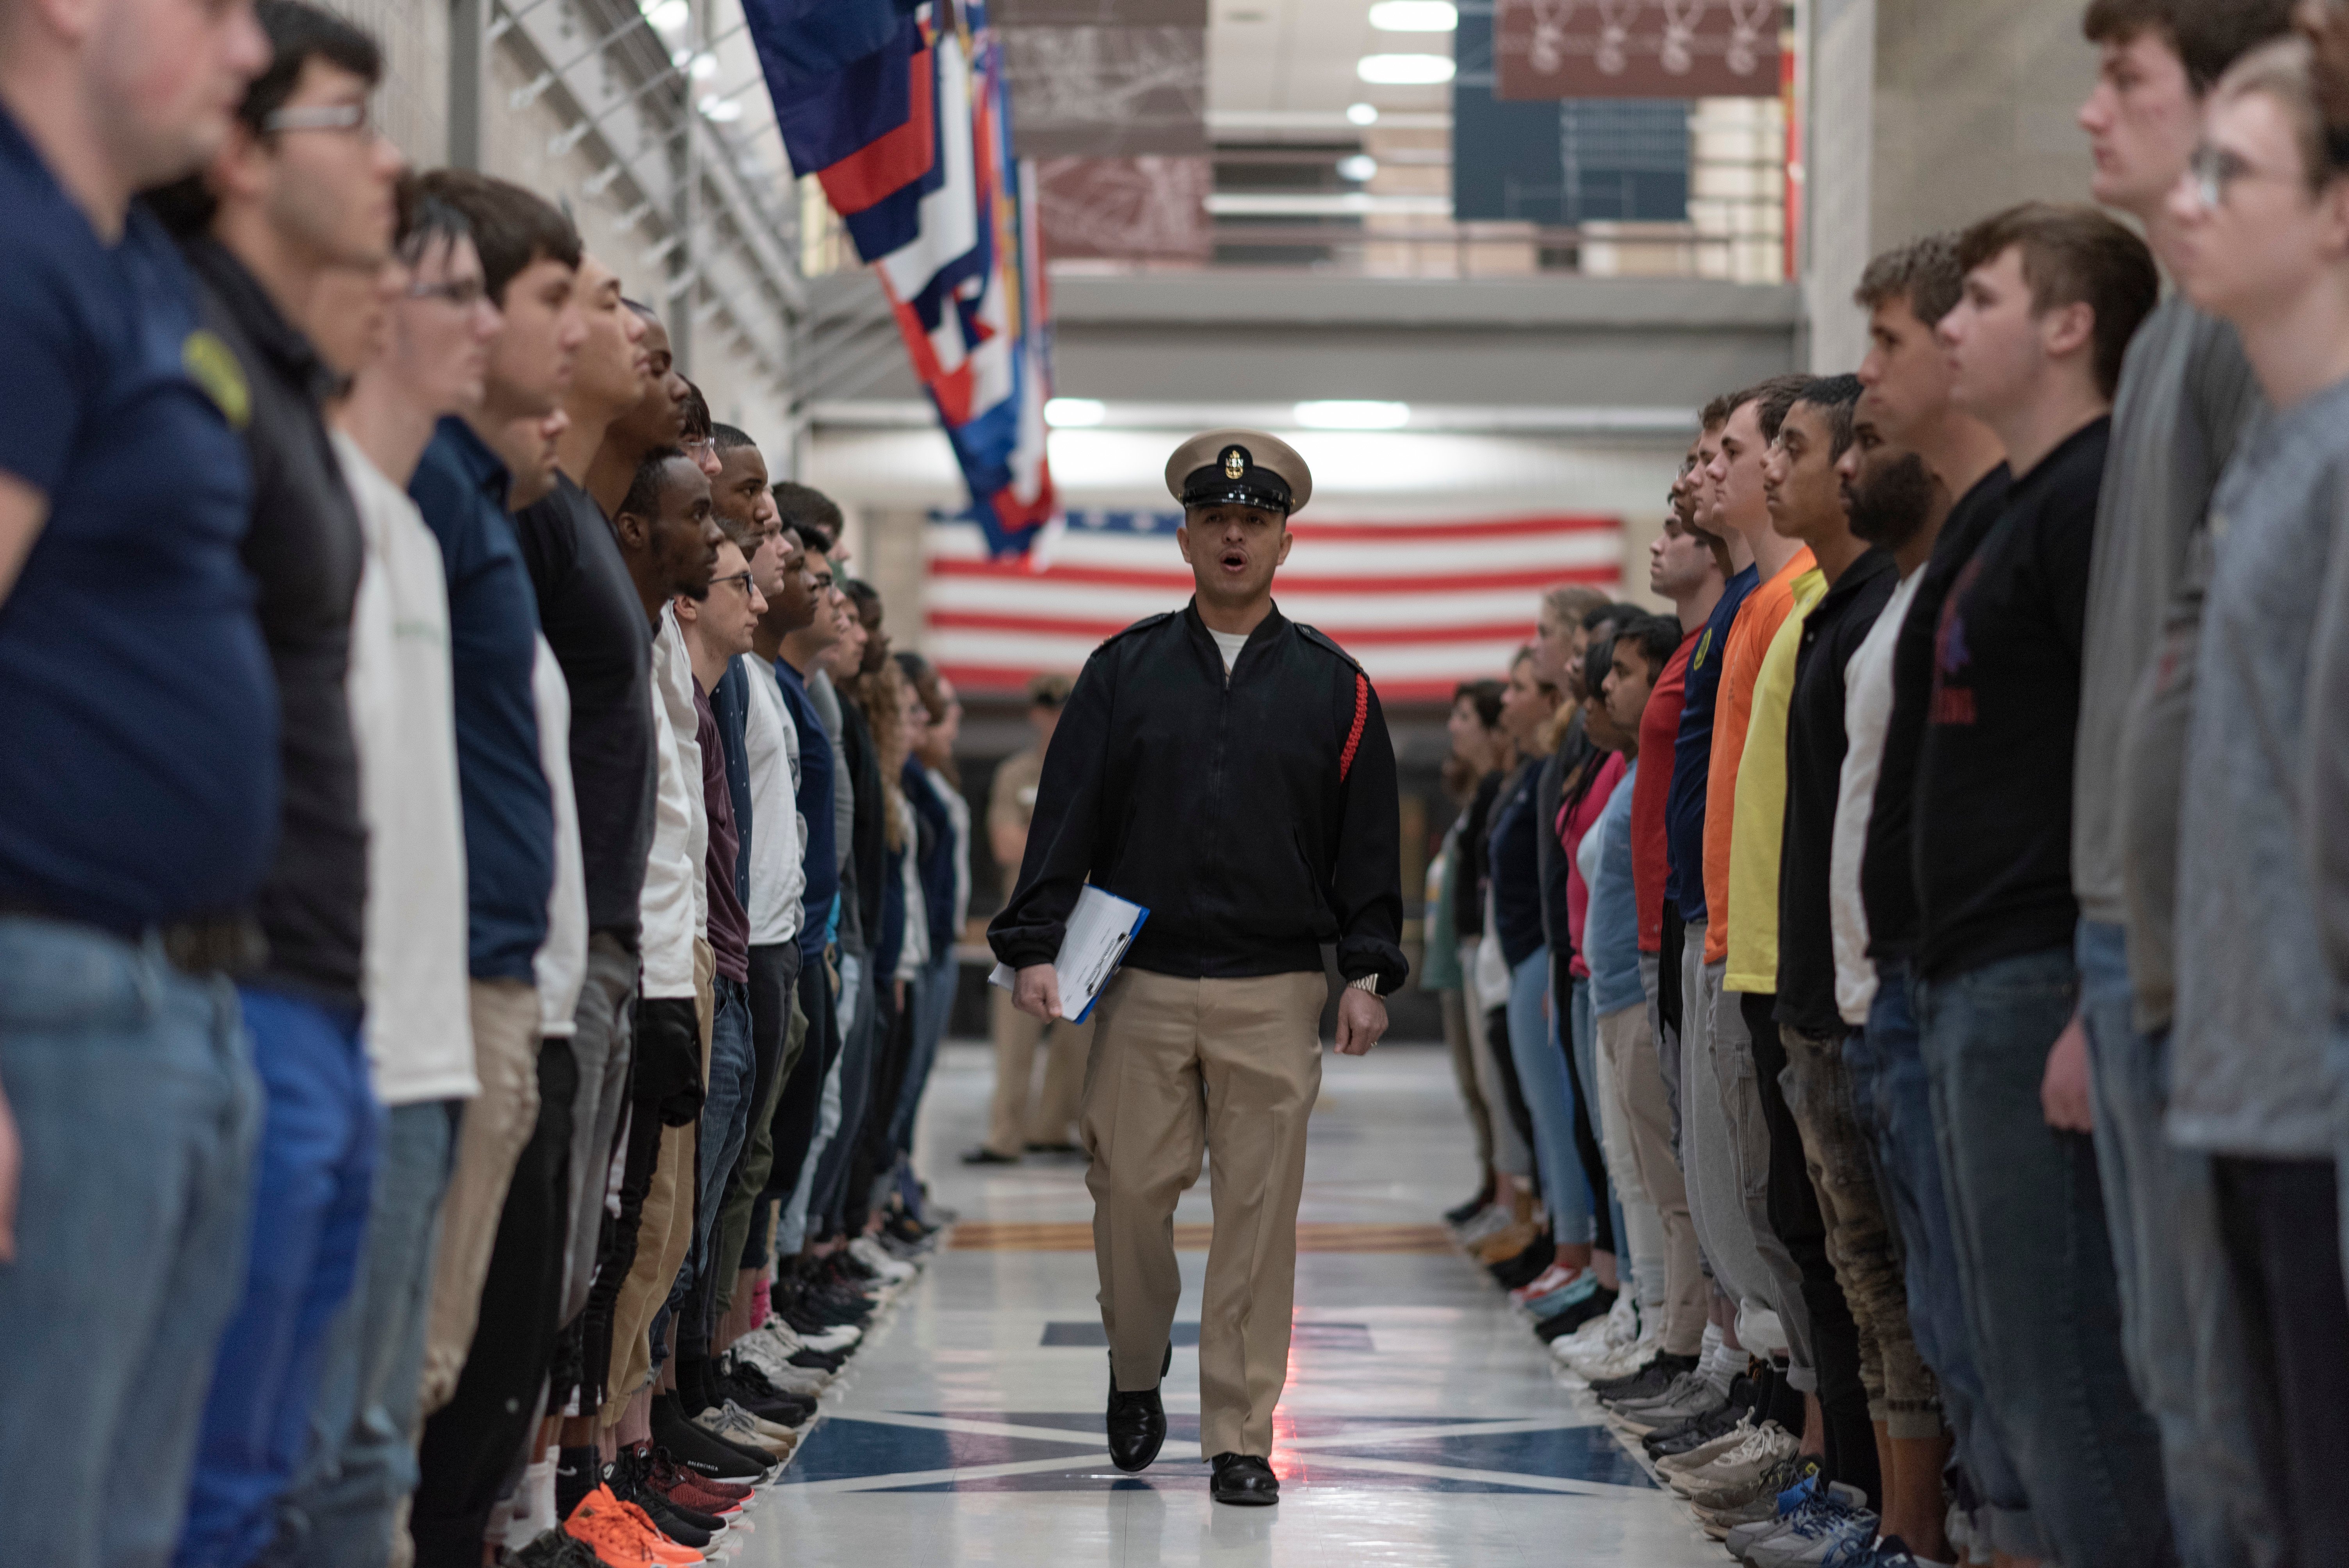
[1917,945,2175,1568]
[1849,960,2033,1550]
[177,986,381,1568]
[1508,948,1593,1245]
[656,973,755,1359]
[889,948,959,1155]
[260,1100,456,1568]
[2076,919,2278,1568]
[0,918,261,1568]
[1568,977,1625,1258]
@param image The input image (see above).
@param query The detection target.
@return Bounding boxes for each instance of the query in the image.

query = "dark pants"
[579,1074,667,1416]
[1482,1001,1539,1186]
[1745,990,1873,1506]
[2212,1156,2349,1568]
[810,956,879,1239]
[763,948,840,1228]
[849,980,913,1230]
[1918,945,2174,1568]
[1657,906,1685,1148]
[410,1038,576,1568]
[1552,957,1616,1255]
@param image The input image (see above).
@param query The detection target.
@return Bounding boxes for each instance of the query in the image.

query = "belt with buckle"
[0,900,267,979]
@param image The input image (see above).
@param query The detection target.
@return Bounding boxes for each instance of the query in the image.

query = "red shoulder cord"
[1338,672,1369,783]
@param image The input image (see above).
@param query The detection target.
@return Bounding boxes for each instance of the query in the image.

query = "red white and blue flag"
[925,509,1624,704]
[754,0,1058,554]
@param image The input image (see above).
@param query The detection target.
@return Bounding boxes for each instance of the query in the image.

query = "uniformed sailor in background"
[987,429,1408,1507]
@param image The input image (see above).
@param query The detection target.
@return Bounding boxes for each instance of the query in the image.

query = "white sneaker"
[850,1236,916,1284]
[1657,1415,1759,1479]
[1558,1319,1657,1380]
[1454,1204,1514,1245]
[726,1340,829,1395]
[1667,1420,1797,1494]
[1558,1290,1639,1358]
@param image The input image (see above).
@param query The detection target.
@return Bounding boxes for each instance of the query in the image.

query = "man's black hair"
[1788,372,1866,461]
[712,423,759,453]
[146,0,381,236]
[680,381,713,442]
[1618,614,1684,681]
[1584,599,1648,632]
[841,579,882,618]
[412,169,581,305]
[772,481,845,548]
[618,445,690,524]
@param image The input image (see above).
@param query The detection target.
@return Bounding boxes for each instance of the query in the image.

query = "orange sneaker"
[563,1485,703,1566]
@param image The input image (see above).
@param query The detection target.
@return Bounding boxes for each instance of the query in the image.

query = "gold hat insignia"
[1223,447,1246,480]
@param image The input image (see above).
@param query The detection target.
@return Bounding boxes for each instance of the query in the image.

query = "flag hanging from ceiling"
[924,509,1623,703]
[750,0,1060,556]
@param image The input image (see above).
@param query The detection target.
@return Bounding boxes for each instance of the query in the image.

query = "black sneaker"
[1532,1282,1617,1337]
[650,1393,769,1484]
[1591,1351,1698,1402]
[722,1363,816,1427]
[605,1446,722,1548]
[1644,1399,1743,1458]
[506,1528,601,1567]
[1444,1181,1495,1227]
[1208,1452,1279,1506]
[1489,1232,1555,1291]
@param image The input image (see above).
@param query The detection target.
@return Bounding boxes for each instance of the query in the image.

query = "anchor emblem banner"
[1493,0,1782,99]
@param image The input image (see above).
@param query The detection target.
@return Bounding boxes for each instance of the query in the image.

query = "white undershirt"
[1209,628,1249,674]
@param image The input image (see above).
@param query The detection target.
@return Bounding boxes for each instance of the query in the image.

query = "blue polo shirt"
[0,108,274,934]
[409,419,553,981]
[1667,563,1758,925]
[772,655,837,965]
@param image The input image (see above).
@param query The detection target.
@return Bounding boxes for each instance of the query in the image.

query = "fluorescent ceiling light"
[1356,53,1454,85]
[1337,153,1378,181]
[1346,102,1380,125]
[1044,397,1106,427]
[1293,400,1410,429]
[698,94,742,121]
[689,51,718,80]
[1368,0,1457,30]
[642,0,690,31]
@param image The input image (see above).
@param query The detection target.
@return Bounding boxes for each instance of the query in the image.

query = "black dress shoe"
[1209,1452,1279,1506]
[961,1145,1019,1165]
[1106,1345,1173,1472]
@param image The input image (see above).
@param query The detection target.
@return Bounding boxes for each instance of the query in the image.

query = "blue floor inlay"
[782,1411,1656,1494]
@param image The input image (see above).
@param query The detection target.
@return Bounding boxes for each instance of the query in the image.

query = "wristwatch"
[1347,974,1381,997]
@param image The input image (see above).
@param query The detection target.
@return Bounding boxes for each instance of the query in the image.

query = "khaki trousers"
[986,986,1092,1155]
[415,977,542,1416]
[1598,1001,1706,1356]
[603,940,714,1418]
[1083,967,1326,1459]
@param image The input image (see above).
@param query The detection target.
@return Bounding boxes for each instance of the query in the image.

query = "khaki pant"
[1083,968,1326,1459]
[1598,1001,1706,1356]
[603,940,714,1418]
[415,978,542,1416]
[985,986,1092,1156]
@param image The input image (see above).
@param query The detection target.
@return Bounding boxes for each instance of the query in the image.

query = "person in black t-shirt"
[1914,202,2169,1568]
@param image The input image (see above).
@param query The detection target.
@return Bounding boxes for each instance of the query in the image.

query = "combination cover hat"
[1165,429,1313,517]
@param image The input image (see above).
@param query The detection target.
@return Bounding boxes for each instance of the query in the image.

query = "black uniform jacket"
[987,601,1410,994]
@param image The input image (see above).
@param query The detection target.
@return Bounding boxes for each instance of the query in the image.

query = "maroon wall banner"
[1494,0,1781,100]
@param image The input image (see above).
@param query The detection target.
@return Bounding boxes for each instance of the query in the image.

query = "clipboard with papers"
[988,886,1151,1025]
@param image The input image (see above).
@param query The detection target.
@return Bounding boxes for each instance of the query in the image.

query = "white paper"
[988,885,1150,1024]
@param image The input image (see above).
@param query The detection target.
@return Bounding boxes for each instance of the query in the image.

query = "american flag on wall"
[925,509,1623,704]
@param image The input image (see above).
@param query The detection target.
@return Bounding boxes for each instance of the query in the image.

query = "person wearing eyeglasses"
[2160,36,2349,1562]
[262,187,503,1568]
[137,6,422,1565]
[2069,8,2287,1562]
[663,535,780,1462]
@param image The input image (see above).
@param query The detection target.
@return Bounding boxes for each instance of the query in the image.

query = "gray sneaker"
[1747,1481,1877,1567]
[1613,1377,1728,1436]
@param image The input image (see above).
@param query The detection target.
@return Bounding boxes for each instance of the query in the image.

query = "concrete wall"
[1871,0,2100,254]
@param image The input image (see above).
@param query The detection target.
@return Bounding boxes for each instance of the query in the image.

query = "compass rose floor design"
[726,1041,1727,1566]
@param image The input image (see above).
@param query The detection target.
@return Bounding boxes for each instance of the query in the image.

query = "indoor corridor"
[734,1040,1723,1567]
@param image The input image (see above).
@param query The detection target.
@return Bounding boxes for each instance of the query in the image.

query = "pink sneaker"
[1509,1262,1584,1307]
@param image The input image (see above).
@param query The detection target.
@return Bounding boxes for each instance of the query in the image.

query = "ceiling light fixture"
[1044,397,1106,428]
[698,94,742,121]
[1346,102,1380,125]
[1368,0,1458,30]
[1337,153,1378,181]
[642,0,690,31]
[1292,400,1410,429]
[1356,53,1454,85]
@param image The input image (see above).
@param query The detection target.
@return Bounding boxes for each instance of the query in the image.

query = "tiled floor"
[731,1040,1724,1566]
